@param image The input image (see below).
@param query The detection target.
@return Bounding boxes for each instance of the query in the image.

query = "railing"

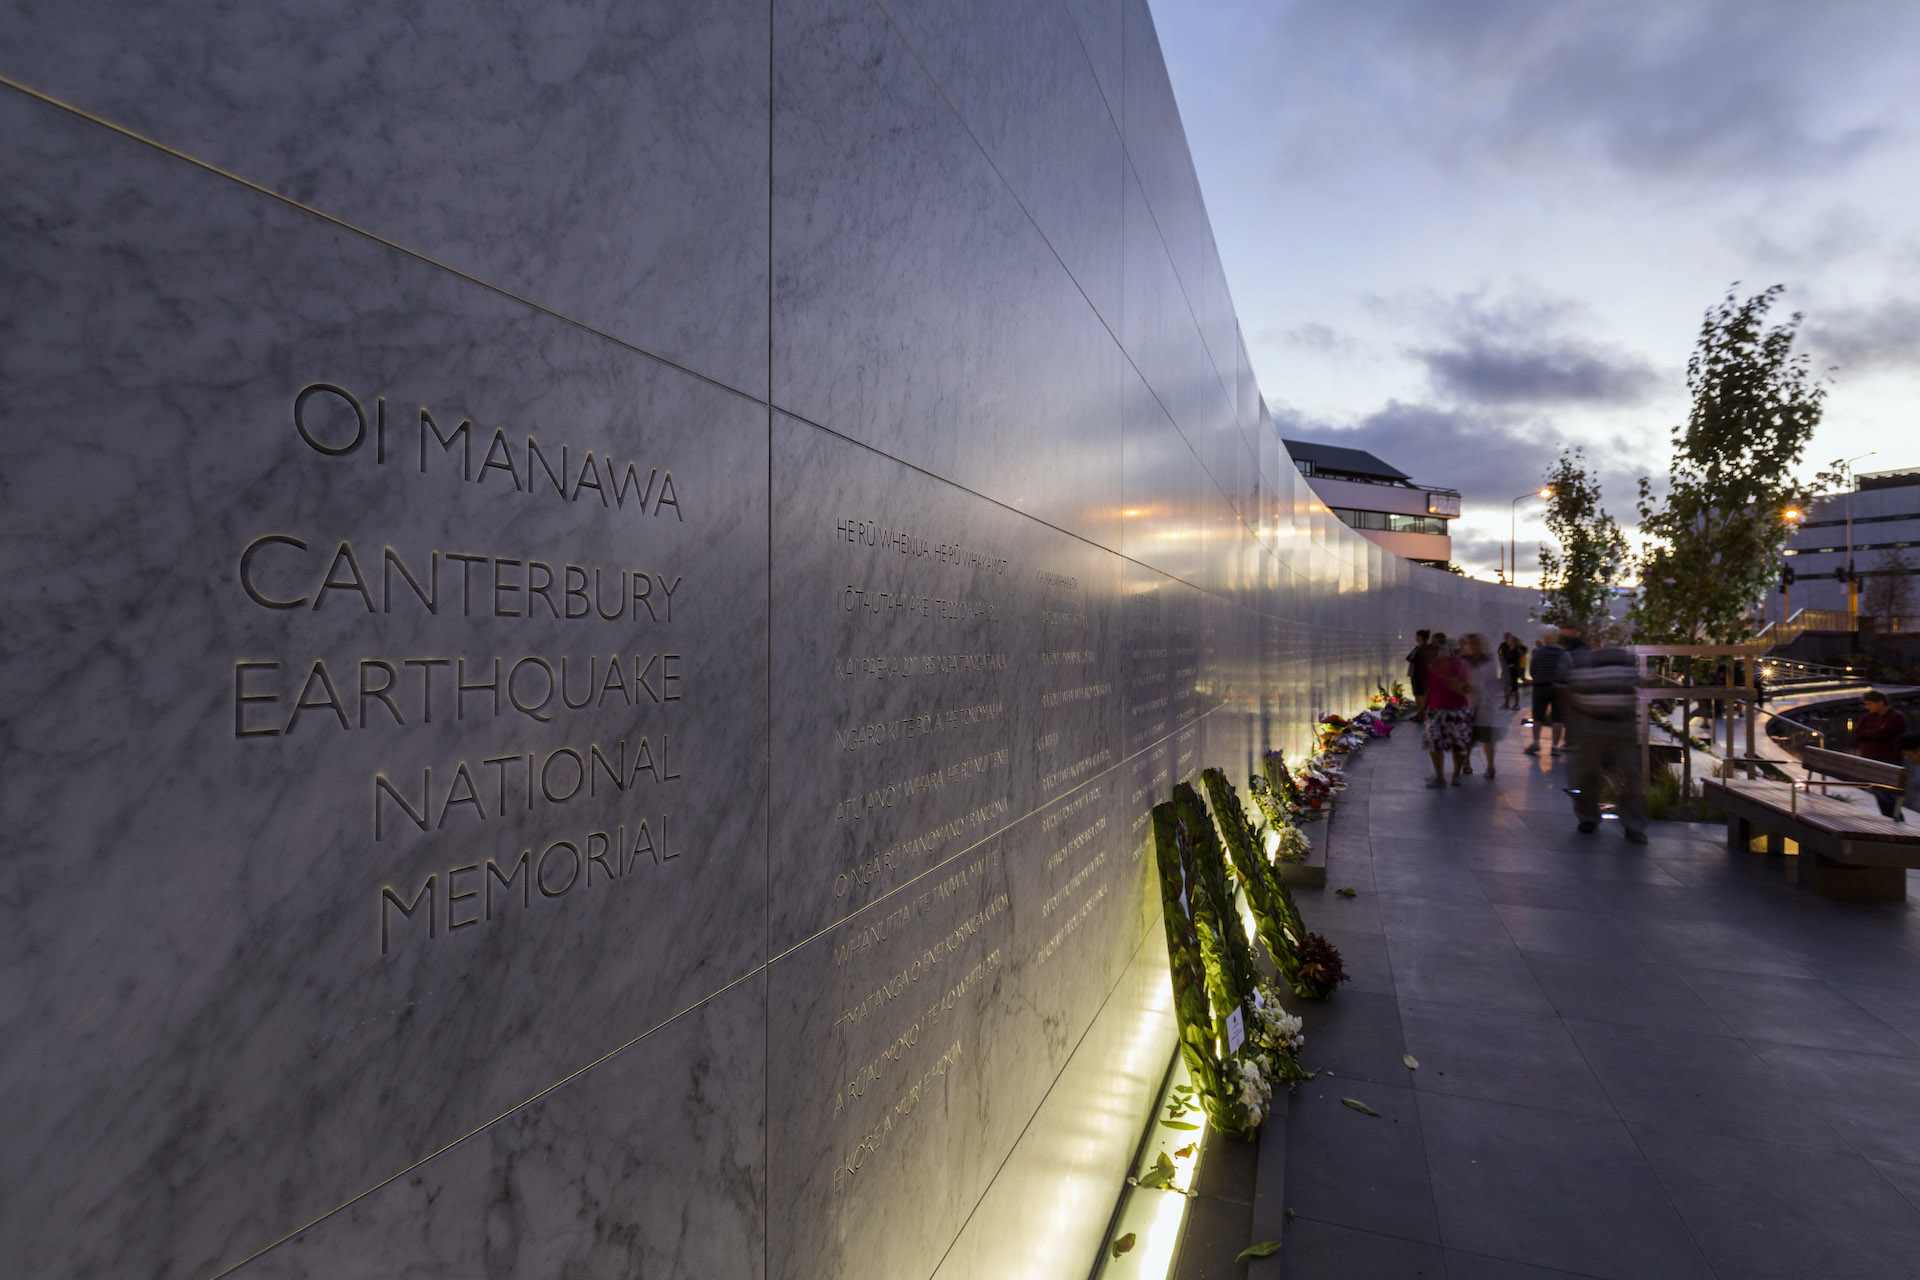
[1753,608,1854,649]
[1751,705,1828,758]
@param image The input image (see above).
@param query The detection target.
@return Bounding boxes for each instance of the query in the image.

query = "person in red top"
[1422,633,1475,787]
[1855,690,1909,817]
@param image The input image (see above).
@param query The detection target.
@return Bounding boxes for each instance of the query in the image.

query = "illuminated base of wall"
[929,930,1178,1279]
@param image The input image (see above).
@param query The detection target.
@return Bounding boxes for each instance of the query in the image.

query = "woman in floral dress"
[1422,633,1475,787]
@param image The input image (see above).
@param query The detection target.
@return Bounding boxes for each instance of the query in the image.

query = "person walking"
[1566,642,1649,842]
[1898,733,1920,822]
[1497,632,1526,710]
[1524,627,1572,757]
[1407,629,1435,722]
[1422,632,1475,787]
[1462,633,1504,778]
[1854,690,1909,817]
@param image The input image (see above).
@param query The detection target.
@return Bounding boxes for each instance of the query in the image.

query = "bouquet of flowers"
[1290,932,1348,1001]
[1293,756,1340,811]
[1248,749,1302,827]
[1265,822,1311,865]
[1316,713,1362,754]
[1248,979,1310,1080]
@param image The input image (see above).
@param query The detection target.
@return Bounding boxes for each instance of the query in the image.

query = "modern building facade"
[1774,468,1920,630]
[1283,438,1460,569]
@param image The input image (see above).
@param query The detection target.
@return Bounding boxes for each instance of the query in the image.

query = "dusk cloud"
[1261,0,1914,180]
[1416,337,1657,407]
[1804,298,1920,376]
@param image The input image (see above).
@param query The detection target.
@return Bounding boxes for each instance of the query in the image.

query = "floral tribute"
[1150,790,1310,1135]
[1201,769,1348,1002]
[1248,749,1303,826]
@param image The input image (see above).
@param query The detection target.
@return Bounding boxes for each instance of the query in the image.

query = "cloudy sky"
[1150,0,1920,581]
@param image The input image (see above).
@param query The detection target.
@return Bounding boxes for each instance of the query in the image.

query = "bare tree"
[1862,546,1917,632]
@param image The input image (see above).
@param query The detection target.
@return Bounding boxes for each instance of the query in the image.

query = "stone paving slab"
[1276,710,1920,1280]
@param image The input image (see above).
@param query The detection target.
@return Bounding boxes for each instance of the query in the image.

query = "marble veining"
[2,1,1536,1276]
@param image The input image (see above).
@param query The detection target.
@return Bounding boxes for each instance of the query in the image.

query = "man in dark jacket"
[1566,644,1648,842]
[1406,629,1435,722]
[1524,628,1572,756]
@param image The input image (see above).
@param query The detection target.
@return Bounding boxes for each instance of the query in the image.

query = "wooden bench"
[1703,747,1918,901]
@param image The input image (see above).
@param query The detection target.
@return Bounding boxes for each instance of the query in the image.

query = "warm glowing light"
[1784,508,1800,520]
[1538,487,1553,499]
[1123,508,1144,517]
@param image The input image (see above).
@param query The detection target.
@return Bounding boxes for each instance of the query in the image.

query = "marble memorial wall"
[0,3,1529,1277]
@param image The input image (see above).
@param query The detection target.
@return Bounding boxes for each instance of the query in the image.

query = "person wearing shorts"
[1526,627,1571,756]
[1462,633,1503,778]
[1422,632,1475,786]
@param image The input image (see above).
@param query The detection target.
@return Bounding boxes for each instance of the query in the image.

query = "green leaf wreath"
[1201,768,1347,1003]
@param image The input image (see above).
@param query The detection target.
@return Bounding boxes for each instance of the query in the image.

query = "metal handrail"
[1749,705,1827,751]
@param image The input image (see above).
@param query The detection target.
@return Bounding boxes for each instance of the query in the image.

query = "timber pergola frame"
[1628,643,1771,797]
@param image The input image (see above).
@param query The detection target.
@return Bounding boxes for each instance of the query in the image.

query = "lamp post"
[1781,507,1801,620]
[1843,452,1876,627]
[1511,487,1553,589]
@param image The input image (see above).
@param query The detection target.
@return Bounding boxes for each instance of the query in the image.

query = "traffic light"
[1781,563,1795,586]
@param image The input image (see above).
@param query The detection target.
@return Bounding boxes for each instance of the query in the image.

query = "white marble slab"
[0,90,768,1280]
[0,0,772,395]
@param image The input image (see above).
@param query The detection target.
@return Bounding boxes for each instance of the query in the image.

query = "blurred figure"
[1497,631,1526,710]
[1558,621,1588,654]
[1422,632,1475,787]
[1406,629,1435,722]
[1524,627,1571,757]
[1566,643,1649,843]
[1462,633,1503,779]
[1898,734,1920,823]
[1855,690,1909,818]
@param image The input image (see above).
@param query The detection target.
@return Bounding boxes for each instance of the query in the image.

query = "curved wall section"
[0,2,1529,1278]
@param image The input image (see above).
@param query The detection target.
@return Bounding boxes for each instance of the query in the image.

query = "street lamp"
[1510,487,1553,587]
[1780,507,1802,619]
[1843,452,1876,625]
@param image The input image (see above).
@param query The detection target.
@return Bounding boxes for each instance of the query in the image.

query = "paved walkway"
[1278,709,1920,1280]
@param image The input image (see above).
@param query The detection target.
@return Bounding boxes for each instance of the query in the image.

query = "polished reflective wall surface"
[0,3,1529,1277]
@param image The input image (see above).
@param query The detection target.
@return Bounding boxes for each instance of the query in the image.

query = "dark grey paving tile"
[1679,968,1920,1057]
[1492,904,1654,961]
[1371,860,1491,906]
[1542,848,1688,884]
[1523,952,1730,1035]
[1312,928,1394,997]
[1297,991,1408,1088]
[1304,888,1383,936]
[1834,980,1920,1042]
[1376,894,1508,946]
[1442,1252,1603,1279]
[1564,1019,1850,1152]
[1368,836,1477,861]
[1472,871,1613,913]
[1873,1158,1920,1215]
[1192,1130,1258,1205]
[1632,1124,1920,1280]
[1284,1080,1438,1244]
[1277,1217,1446,1280]
[1457,842,1564,873]
[1628,916,1817,979]
[1752,1041,1920,1164]
[1397,1000,1614,1118]
[1416,1092,1713,1280]
[1385,938,1554,1015]
[1176,1189,1255,1279]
